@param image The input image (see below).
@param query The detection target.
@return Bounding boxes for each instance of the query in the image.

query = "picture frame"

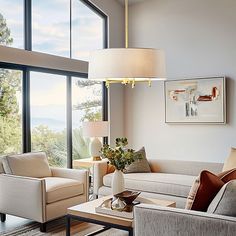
[164,77,226,124]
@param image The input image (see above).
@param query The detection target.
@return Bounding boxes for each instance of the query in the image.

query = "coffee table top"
[68,195,176,228]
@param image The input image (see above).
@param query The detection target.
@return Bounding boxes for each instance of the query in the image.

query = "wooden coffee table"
[66,195,175,236]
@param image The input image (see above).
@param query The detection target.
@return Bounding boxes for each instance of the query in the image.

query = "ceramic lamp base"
[90,137,102,160]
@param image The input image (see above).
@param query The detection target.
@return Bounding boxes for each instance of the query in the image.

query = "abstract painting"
[165,77,226,124]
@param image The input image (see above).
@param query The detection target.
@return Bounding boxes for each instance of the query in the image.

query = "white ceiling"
[116,0,145,5]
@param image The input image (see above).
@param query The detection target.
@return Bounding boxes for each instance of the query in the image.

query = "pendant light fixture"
[88,0,166,88]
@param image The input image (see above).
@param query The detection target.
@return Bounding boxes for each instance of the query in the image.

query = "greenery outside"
[0,13,102,166]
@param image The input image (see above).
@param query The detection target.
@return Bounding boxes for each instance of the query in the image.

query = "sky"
[0,0,104,60]
[0,0,104,130]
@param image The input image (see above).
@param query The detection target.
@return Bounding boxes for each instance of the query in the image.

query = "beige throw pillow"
[2,152,52,178]
[222,147,236,171]
[124,147,151,173]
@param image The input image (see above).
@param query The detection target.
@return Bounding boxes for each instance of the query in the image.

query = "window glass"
[0,69,22,154]
[72,78,102,161]
[30,72,67,167]
[0,0,24,48]
[72,0,104,61]
[32,0,70,57]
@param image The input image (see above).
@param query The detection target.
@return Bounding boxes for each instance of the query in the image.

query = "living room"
[0,0,236,235]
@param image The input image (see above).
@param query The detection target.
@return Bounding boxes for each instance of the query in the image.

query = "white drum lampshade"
[82,121,109,161]
[88,48,166,86]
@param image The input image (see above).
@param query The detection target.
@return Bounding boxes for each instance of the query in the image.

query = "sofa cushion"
[2,152,51,178]
[44,177,84,204]
[124,147,151,173]
[185,170,224,212]
[103,173,196,198]
[207,180,236,217]
[222,147,236,171]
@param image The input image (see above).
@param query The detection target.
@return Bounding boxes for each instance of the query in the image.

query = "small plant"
[100,137,141,171]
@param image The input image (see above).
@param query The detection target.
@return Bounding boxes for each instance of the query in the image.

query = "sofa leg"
[40,222,47,232]
[0,213,6,222]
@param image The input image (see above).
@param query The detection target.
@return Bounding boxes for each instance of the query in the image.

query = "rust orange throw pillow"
[185,170,224,211]
[218,168,236,183]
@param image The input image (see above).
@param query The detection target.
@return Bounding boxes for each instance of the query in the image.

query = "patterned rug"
[0,218,128,236]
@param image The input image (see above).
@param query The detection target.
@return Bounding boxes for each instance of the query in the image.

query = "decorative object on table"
[114,190,141,205]
[100,137,142,195]
[111,197,127,212]
[96,191,141,219]
[165,77,226,124]
[83,121,109,161]
[96,197,134,219]
[88,0,166,88]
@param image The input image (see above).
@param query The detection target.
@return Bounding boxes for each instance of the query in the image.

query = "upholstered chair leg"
[0,213,6,222]
[40,222,47,232]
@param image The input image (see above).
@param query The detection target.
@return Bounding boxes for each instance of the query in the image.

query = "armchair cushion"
[2,152,51,178]
[44,177,84,204]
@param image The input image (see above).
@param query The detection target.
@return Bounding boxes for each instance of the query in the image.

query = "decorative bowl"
[114,190,141,205]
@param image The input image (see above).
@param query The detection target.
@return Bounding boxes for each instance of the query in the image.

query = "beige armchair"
[0,152,89,232]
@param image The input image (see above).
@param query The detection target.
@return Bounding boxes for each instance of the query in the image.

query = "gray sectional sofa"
[134,204,236,236]
[93,159,223,208]
[94,159,236,236]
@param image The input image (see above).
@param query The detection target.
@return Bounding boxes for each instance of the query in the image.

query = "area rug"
[0,218,128,236]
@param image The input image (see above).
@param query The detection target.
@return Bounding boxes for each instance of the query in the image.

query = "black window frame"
[0,0,108,168]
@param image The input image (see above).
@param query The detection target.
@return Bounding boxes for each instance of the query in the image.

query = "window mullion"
[24,0,32,50]
[22,69,31,153]
[67,76,73,168]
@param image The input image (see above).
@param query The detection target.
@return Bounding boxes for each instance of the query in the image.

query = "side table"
[73,158,108,199]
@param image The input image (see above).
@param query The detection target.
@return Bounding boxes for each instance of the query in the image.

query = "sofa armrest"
[134,204,236,236]
[0,174,46,222]
[51,168,89,201]
[93,160,109,195]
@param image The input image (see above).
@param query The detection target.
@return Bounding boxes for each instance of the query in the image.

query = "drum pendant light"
[88,0,166,88]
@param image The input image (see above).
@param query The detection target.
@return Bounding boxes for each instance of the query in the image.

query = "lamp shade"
[88,48,166,80]
[82,121,109,138]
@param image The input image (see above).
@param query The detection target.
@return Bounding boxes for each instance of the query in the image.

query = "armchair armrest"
[134,204,236,236]
[0,174,46,222]
[50,168,89,201]
[93,160,109,195]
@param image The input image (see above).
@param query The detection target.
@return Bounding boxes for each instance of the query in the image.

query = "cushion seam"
[47,183,82,192]
[104,177,193,187]
[47,193,82,203]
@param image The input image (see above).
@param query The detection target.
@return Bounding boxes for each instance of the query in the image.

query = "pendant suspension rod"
[125,0,129,48]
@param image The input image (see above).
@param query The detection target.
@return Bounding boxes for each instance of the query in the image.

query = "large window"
[0,69,22,154]
[30,72,67,167]
[72,0,104,61]
[0,0,107,167]
[72,78,103,161]
[32,0,70,57]
[0,0,24,48]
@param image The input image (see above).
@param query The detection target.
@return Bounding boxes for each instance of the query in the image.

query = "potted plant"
[101,137,141,195]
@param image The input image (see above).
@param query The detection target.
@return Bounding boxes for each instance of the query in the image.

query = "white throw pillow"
[2,152,52,178]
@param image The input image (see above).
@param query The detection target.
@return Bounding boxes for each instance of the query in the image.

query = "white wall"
[125,0,236,162]
[90,0,125,144]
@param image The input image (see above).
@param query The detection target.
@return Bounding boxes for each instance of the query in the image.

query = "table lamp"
[82,121,109,161]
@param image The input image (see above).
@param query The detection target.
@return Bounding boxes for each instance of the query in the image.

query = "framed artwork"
[165,77,226,124]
